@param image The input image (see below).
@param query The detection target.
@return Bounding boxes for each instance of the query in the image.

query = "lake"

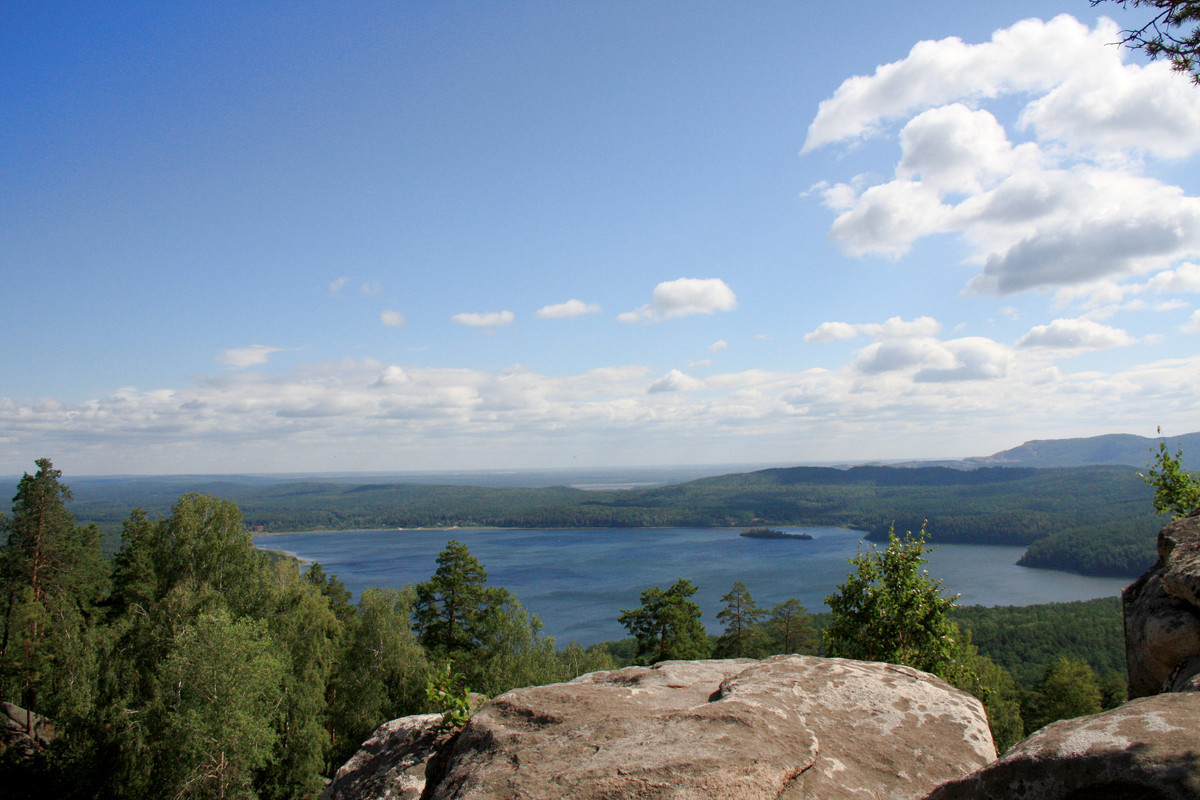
[253,527,1132,645]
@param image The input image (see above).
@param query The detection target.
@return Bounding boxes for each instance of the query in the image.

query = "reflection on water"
[254,527,1130,645]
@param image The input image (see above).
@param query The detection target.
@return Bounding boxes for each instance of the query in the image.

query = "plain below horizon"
[21,429,1200,486]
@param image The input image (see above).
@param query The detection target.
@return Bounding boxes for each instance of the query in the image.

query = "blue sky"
[3,1,1199,476]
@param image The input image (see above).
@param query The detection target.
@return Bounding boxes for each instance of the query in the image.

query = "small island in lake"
[739,527,813,540]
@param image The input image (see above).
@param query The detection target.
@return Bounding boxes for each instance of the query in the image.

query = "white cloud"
[380,310,407,328]
[806,316,941,343]
[708,340,728,354]
[1016,318,1137,349]
[1019,55,1200,159]
[915,337,1012,382]
[6,350,1200,474]
[1183,310,1200,333]
[329,277,350,295]
[807,15,1200,301]
[452,310,515,328]
[536,299,602,319]
[826,179,952,258]
[618,278,737,323]
[897,105,1025,195]
[1147,263,1200,294]
[648,369,706,393]
[803,15,1111,152]
[361,281,382,296]
[805,322,860,343]
[216,345,286,369]
[850,330,1011,382]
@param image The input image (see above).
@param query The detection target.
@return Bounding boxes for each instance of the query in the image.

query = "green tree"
[1024,657,1103,731]
[156,609,287,800]
[618,579,711,665]
[823,524,963,677]
[257,563,345,800]
[953,647,1025,754]
[763,598,818,655]
[1092,1,1200,83]
[713,581,767,658]
[330,587,429,768]
[0,459,105,720]
[413,540,512,660]
[1142,432,1200,518]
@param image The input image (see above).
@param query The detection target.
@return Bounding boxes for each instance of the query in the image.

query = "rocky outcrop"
[924,514,1200,799]
[337,655,994,800]
[0,703,54,762]
[321,714,442,800]
[1123,515,1200,697]
[922,692,1200,800]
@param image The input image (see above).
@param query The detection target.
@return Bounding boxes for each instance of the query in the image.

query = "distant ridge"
[924,432,1200,471]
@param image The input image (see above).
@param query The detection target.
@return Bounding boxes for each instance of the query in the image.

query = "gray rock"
[1162,653,1200,692]
[923,692,1200,800]
[426,655,995,800]
[321,713,443,800]
[1124,516,1200,697]
[1158,515,1200,608]
[0,702,54,764]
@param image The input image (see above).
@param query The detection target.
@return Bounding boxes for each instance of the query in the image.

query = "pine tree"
[0,459,105,719]
[763,598,818,655]
[413,540,512,660]
[713,582,767,658]
[618,579,711,664]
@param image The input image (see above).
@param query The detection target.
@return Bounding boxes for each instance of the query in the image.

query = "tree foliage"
[1093,1,1200,83]
[1023,657,1103,732]
[1142,432,1200,517]
[823,524,963,677]
[0,462,621,799]
[618,579,711,664]
[713,582,767,658]
[764,599,818,655]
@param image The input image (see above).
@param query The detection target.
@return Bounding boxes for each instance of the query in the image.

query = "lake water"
[253,527,1132,645]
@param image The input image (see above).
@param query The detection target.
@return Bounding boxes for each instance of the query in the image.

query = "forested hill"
[68,464,1160,577]
[964,431,1200,470]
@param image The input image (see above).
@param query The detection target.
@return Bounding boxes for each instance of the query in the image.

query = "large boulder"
[321,713,442,800]
[922,691,1200,800]
[0,703,54,762]
[423,655,994,800]
[1124,515,1200,697]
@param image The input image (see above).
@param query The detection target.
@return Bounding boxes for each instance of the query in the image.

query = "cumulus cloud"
[806,316,941,343]
[851,333,1011,382]
[217,345,286,369]
[536,299,602,319]
[805,322,860,343]
[1017,318,1137,349]
[618,278,737,323]
[380,310,407,328]
[5,349,1199,474]
[452,310,515,328]
[803,15,1110,152]
[329,276,350,295]
[1183,310,1200,333]
[648,369,706,393]
[708,340,728,353]
[806,14,1200,300]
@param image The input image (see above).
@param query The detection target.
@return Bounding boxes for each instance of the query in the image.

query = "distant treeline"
[69,464,1162,577]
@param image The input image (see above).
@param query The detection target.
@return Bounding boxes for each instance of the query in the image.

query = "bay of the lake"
[254,527,1131,645]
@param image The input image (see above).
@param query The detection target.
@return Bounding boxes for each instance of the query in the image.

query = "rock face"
[321,713,442,800]
[1123,515,1200,697]
[425,655,994,800]
[0,702,54,762]
[922,692,1200,800]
